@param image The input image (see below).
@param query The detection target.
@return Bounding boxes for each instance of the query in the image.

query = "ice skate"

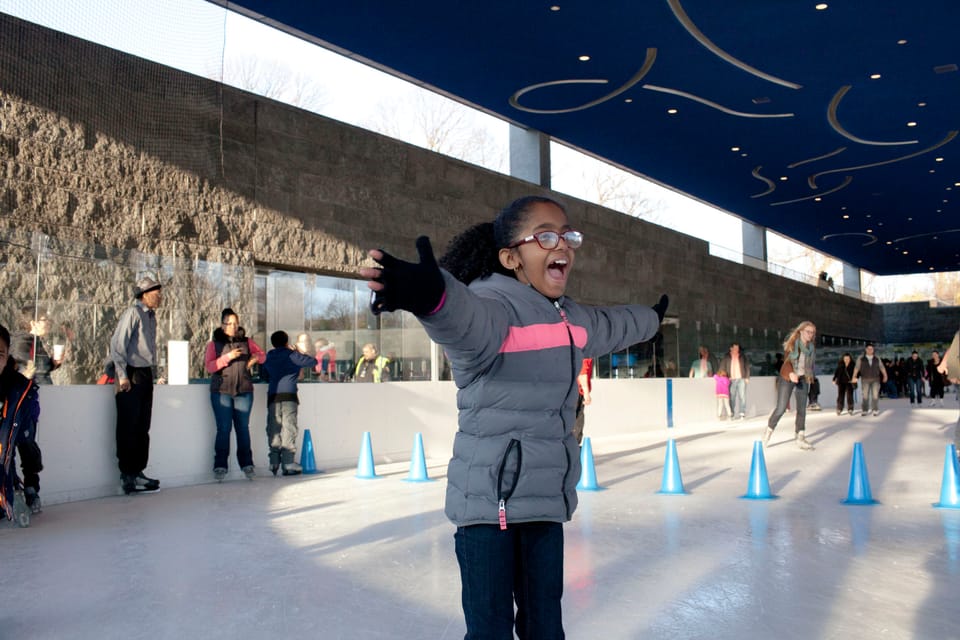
[11,489,30,528]
[24,486,42,514]
[795,431,814,450]
[242,465,256,480]
[762,427,774,447]
[282,462,302,476]
[214,467,228,483]
[136,472,160,491]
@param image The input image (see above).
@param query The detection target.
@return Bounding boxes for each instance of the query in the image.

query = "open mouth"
[547,257,568,281]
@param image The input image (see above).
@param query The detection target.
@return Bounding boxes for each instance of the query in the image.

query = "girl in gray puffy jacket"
[361,195,667,639]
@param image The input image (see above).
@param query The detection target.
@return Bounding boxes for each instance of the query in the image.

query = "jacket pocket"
[496,439,522,529]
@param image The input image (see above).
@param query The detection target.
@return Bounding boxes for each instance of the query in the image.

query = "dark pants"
[907,377,923,403]
[455,522,565,640]
[836,382,855,412]
[768,378,808,433]
[16,440,42,492]
[115,367,154,475]
[211,392,254,469]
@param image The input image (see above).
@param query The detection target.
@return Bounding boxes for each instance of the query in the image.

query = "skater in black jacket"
[0,323,41,527]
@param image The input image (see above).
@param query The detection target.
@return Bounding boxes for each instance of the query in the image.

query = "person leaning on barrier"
[353,343,390,383]
[110,275,165,495]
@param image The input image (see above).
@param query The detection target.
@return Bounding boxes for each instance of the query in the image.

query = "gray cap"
[134,276,162,298]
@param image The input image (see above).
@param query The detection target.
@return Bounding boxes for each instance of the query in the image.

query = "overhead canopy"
[221,0,960,275]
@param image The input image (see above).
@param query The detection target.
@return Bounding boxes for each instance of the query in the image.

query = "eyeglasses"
[508,230,583,250]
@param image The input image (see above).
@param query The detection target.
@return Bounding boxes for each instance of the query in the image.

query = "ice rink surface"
[3,399,959,639]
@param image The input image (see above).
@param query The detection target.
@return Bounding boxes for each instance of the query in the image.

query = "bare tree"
[217,55,327,111]
[932,271,960,306]
[366,90,506,171]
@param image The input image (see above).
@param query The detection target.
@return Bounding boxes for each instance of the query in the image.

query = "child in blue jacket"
[262,331,317,476]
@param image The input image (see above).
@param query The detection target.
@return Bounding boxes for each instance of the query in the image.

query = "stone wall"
[0,13,891,381]
[882,302,960,345]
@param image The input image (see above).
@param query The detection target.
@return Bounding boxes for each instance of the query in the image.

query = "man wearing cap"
[110,275,165,495]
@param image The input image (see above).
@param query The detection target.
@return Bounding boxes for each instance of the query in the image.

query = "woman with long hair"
[765,320,817,450]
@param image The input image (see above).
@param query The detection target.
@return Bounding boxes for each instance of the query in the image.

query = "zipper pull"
[498,499,507,530]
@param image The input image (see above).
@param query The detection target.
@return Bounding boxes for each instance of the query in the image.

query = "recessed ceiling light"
[815,3,828,10]
[944,199,949,203]
[740,153,748,157]
[731,146,740,152]
[918,102,927,107]
[624,98,633,103]
[841,206,847,210]
[886,241,893,245]
[878,222,883,226]
[779,176,788,181]
[903,251,909,255]
[907,121,918,127]
[550,5,560,11]
[578,55,590,62]
[667,108,678,114]
[936,157,944,162]
[866,214,872,218]
[842,214,849,219]
[866,229,873,233]
[907,217,913,221]
[954,182,960,186]
[930,169,936,173]
[898,39,908,45]
[814,197,822,202]
[930,267,935,271]
[870,73,881,80]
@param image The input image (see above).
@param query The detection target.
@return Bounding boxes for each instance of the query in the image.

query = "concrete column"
[842,262,861,293]
[509,125,551,187]
[741,220,766,265]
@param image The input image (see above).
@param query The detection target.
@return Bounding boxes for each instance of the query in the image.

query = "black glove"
[370,236,446,317]
[652,294,669,322]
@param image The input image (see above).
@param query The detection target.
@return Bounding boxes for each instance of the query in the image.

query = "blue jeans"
[907,377,923,403]
[455,522,565,640]
[768,378,808,433]
[210,392,253,469]
[861,380,881,413]
[730,378,747,416]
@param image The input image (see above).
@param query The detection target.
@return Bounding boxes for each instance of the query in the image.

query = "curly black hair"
[439,195,566,284]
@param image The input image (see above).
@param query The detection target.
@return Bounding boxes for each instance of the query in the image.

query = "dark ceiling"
[222,0,960,276]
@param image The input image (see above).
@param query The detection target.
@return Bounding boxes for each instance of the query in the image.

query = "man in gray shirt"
[110,276,165,494]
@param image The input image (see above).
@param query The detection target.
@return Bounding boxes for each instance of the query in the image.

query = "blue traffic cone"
[356,431,378,479]
[404,432,434,482]
[299,428,319,474]
[933,444,960,509]
[657,438,687,495]
[741,440,776,500]
[577,437,605,491]
[842,442,877,505]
